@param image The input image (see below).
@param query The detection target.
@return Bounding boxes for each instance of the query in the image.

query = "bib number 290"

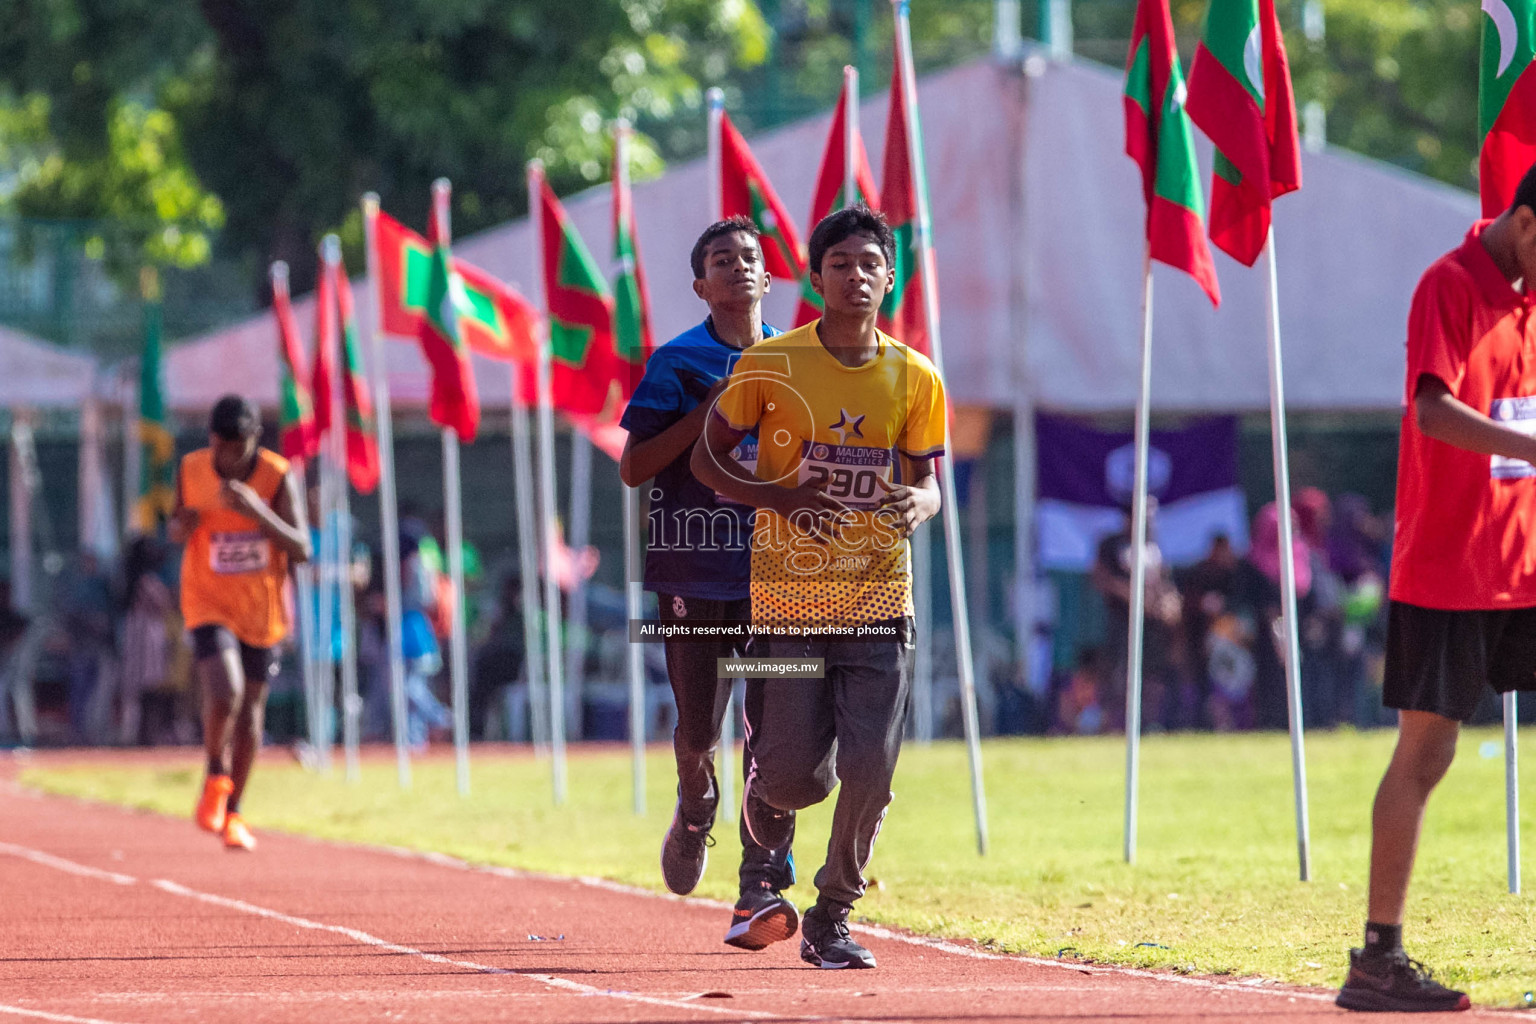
[803,464,883,503]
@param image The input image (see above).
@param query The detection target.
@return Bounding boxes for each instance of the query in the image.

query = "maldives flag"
[334,262,381,494]
[719,109,807,281]
[877,17,936,356]
[373,210,538,365]
[312,253,338,439]
[527,176,624,418]
[418,196,481,441]
[1480,0,1536,216]
[796,79,881,327]
[1186,0,1301,266]
[271,265,318,463]
[612,130,655,370]
[1125,0,1222,306]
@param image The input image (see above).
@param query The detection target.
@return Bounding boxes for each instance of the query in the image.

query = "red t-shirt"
[1391,221,1536,609]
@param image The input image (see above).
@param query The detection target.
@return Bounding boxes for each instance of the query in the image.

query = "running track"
[0,757,1515,1023]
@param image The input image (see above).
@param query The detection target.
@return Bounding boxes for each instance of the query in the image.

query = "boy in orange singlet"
[173,395,311,851]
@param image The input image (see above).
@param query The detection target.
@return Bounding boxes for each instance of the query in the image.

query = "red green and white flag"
[522,176,623,419]
[312,253,338,440]
[373,210,538,365]
[877,16,937,357]
[719,109,807,281]
[611,132,655,376]
[1480,0,1536,217]
[1186,0,1301,266]
[333,261,380,494]
[796,81,880,327]
[417,198,481,440]
[272,265,318,463]
[1124,0,1221,305]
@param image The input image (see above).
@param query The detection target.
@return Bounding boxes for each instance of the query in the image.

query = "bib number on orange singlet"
[210,531,271,574]
[797,443,893,511]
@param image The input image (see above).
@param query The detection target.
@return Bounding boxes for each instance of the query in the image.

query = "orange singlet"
[178,447,292,648]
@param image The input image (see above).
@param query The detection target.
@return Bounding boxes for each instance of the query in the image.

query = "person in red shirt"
[1337,167,1536,1014]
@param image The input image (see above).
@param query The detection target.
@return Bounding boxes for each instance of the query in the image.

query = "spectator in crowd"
[1051,647,1107,735]
[117,535,177,746]
[1180,533,1255,729]
[471,571,525,740]
[59,549,116,743]
[1294,487,1350,729]
[398,513,450,750]
[1091,496,1184,730]
[1246,501,1314,730]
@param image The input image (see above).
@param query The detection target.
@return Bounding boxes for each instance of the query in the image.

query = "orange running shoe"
[222,813,256,851]
[194,774,233,833]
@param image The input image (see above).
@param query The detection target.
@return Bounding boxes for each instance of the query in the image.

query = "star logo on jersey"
[829,410,865,446]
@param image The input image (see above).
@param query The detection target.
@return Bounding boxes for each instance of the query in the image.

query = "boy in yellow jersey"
[693,206,945,969]
[173,395,311,850]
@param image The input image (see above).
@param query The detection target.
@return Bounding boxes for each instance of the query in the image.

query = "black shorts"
[1383,601,1536,722]
[189,624,279,685]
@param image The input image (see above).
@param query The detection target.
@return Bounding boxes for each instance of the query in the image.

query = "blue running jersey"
[620,318,780,600]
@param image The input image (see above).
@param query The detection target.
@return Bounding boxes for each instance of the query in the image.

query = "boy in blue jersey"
[619,217,799,951]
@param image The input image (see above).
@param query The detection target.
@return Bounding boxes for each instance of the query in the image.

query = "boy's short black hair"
[807,204,896,275]
[690,215,760,279]
[210,394,260,441]
[1513,162,1536,217]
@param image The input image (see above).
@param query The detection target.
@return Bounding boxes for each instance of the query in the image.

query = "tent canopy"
[166,54,1476,415]
[0,324,99,407]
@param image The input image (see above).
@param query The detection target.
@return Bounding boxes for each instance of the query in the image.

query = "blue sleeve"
[620,350,683,441]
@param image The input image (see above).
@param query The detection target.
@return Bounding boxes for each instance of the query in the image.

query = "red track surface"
[0,752,1516,1023]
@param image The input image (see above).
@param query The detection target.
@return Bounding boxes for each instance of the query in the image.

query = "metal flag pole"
[361,193,413,789]
[893,0,989,854]
[272,260,323,773]
[319,238,365,783]
[703,86,740,812]
[318,237,350,776]
[1506,692,1521,893]
[564,432,593,698]
[615,118,648,815]
[1124,246,1153,865]
[1264,227,1313,882]
[289,459,322,774]
[527,160,569,804]
[431,178,474,797]
[510,388,549,755]
[843,65,860,207]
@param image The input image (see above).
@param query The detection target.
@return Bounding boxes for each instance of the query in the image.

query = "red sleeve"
[1403,262,1473,406]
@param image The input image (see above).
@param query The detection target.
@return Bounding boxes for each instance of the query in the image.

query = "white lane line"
[0,1004,136,1024]
[2,839,780,1022]
[148,879,776,1019]
[0,842,135,886]
[356,842,1536,1017]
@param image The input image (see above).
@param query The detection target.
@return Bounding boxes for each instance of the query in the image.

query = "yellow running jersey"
[713,321,947,627]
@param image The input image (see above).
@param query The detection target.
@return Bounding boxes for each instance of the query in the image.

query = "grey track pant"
[743,619,912,908]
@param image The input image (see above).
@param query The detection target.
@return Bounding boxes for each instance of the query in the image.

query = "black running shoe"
[659,803,715,896]
[799,902,876,969]
[723,882,799,951]
[1335,948,1470,1013]
[742,782,794,852]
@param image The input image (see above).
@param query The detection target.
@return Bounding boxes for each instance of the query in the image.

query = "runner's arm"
[1414,374,1536,463]
[167,467,196,545]
[875,453,942,538]
[619,379,727,487]
[692,412,851,529]
[223,471,311,563]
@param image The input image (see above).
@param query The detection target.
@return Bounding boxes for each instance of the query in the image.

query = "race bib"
[715,439,759,506]
[797,442,893,511]
[1491,396,1536,480]
[210,531,271,574]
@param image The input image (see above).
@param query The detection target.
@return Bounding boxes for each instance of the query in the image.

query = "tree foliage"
[0,0,768,290]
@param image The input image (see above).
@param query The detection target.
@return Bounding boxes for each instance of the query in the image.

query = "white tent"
[0,324,98,407]
[167,55,1474,416]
